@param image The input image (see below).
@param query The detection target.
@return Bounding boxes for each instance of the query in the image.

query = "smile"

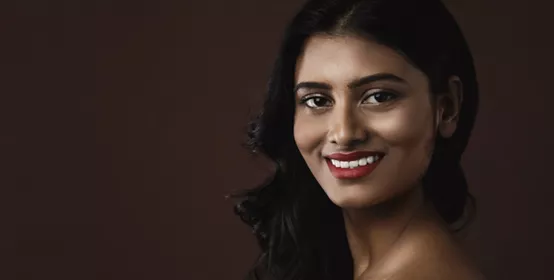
[325,152,384,179]
[330,155,381,169]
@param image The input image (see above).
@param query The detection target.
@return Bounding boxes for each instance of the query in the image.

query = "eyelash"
[363,90,399,104]
[300,95,332,108]
[300,90,399,109]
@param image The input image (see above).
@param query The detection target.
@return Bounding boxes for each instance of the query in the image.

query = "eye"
[363,90,398,105]
[302,96,332,109]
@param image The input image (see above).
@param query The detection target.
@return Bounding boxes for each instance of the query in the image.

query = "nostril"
[329,134,369,147]
[328,123,369,146]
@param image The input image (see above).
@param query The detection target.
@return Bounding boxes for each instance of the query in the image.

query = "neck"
[342,186,438,278]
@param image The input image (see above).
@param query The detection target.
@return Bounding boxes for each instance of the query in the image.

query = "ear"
[436,76,463,138]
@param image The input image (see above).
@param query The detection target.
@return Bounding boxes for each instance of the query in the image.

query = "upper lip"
[325,151,385,161]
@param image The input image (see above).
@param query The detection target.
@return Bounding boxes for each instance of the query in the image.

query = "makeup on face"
[293,35,437,208]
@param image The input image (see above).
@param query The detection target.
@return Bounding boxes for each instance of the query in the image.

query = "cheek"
[293,112,326,155]
[363,103,435,201]
[372,102,435,150]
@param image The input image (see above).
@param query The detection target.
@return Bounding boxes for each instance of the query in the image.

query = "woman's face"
[293,35,444,209]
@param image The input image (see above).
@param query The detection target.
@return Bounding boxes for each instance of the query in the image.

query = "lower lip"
[326,158,382,179]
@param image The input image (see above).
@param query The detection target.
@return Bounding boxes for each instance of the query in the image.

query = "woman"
[234,0,484,279]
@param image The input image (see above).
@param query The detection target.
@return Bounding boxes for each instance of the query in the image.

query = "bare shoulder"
[393,247,486,280]
[373,222,486,280]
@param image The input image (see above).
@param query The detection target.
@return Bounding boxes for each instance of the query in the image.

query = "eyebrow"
[293,73,407,93]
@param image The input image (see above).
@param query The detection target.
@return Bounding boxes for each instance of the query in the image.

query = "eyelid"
[362,88,400,98]
[299,92,331,102]
[361,88,401,104]
[363,87,396,95]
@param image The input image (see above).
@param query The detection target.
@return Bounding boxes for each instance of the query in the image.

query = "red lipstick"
[325,151,384,180]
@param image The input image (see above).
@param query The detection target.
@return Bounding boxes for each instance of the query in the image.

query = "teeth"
[330,155,382,169]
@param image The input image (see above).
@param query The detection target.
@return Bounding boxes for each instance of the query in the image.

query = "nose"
[327,105,369,148]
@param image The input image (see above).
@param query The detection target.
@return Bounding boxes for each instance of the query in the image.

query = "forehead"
[295,34,422,84]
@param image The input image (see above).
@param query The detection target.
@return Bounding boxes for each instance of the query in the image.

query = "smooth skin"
[293,34,484,280]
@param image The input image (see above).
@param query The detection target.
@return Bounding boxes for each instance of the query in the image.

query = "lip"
[325,151,385,180]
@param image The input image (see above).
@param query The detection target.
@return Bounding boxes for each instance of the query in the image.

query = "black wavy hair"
[233,0,479,279]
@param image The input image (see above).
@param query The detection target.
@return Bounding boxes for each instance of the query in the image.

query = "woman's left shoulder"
[397,224,487,280]
[394,259,486,280]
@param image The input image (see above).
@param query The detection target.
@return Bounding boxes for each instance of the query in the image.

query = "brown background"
[6,0,554,279]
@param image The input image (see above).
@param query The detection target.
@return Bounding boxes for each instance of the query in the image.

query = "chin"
[326,187,389,209]
[325,182,414,210]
